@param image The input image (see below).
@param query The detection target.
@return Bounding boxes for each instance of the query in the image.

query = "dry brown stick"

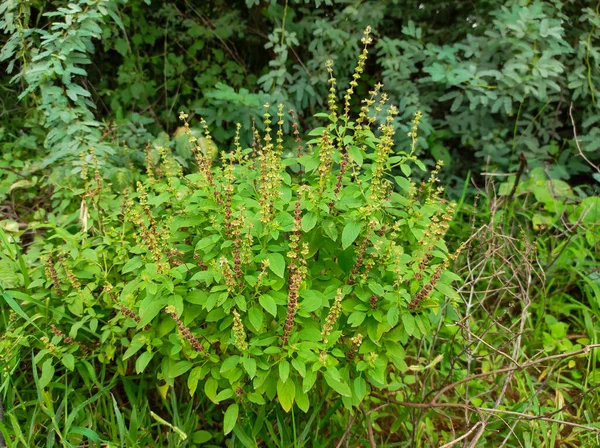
[335,414,357,448]
[569,103,600,174]
[360,404,377,448]
[431,344,600,403]
[507,152,528,202]
[439,422,483,448]
[383,397,600,435]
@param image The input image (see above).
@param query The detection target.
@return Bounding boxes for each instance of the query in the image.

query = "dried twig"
[569,103,600,174]
[432,344,600,403]
[439,422,483,448]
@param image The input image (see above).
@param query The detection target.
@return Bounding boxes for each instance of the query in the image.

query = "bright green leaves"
[205,378,219,403]
[402,313,416,337]
[248,307,264,331]
[387,305,400,327]
[187,366,203,396]
[322,219,338,241]
[259,294,277,317]
[301,212,318,232]
[323,367,352,397]
[242,357,257,379]
[223,403,239,435]
[38,358,54,389]
[266,253,286,278]
[347,146,364,166]
[279,360,290,383]
[341,221,364,250]
[276,378,296,412]
[354,376,367,402]
[135,351,154,374]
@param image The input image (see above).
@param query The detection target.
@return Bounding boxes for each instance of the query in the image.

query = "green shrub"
[5,29,459,438]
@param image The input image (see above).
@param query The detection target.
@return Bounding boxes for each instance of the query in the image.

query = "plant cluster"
[0,29,462,443]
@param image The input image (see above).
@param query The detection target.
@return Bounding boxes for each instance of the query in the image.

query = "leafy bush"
[1,29,461,442]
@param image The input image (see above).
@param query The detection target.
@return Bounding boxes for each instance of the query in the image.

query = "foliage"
[4,0,600,181]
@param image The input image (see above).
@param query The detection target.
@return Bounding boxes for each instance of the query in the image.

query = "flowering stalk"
[322,289,344,344]
[165,306,205,353]
[257,103,283,225]
[282,199,308,345]
[290,109,304,175]
[50,324,75,344]
[218,257,237,291]
[58,256,81,290]
[355,83,383,131]
[43,256,63,295]
[326,60,338,118]
[223,153,235,238]
[346,333,363,361]
[317,129,335,195]
[179,112,221,204]
[232,309,248,351]
[343,26,372,121]
[369,294,378,309]
[126,182,169,273]
[408,263,446,310]
[370,105,398,203]
[328,151,349,213]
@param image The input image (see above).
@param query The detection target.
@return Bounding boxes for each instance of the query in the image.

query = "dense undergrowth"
[1,1,600,447]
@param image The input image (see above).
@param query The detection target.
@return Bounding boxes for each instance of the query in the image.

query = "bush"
[1,29,460,442]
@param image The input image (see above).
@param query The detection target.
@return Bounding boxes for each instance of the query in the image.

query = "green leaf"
[342,221,364,250]
[354,377,367,402]
[223,403,239,435]
[123,336,146,360]
[434,282,457,298]
[277,379,296,412]
[248,307,264,331]
[122,257,143,274]
[168,361,193,378]
[299,289,323,313]
[394,176,411,192]
[308,127,326,136]
[324,368,352,397]
[303,370,318,393]
[402,313,416,336]
[138,297,168,327]
[205,377,218,403]
[220,356,240,373]
[190,270,213,285]
[322,219,338,241]
[243,357,257,379]
[387,306,399,327]
[39,358,54,389]
[232,425,258,448]
[348,146,363,166]
[188,366,203,396]
[62,354,75,371]
[247,392,265,405]
[295,382,310,412]
[348,311,366,327]
[259,295,277,317]
[279,360,290,383]
[368,282,384,296]
[135,351,154,373]
[301,212,318,232]
[267,253,286,278]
